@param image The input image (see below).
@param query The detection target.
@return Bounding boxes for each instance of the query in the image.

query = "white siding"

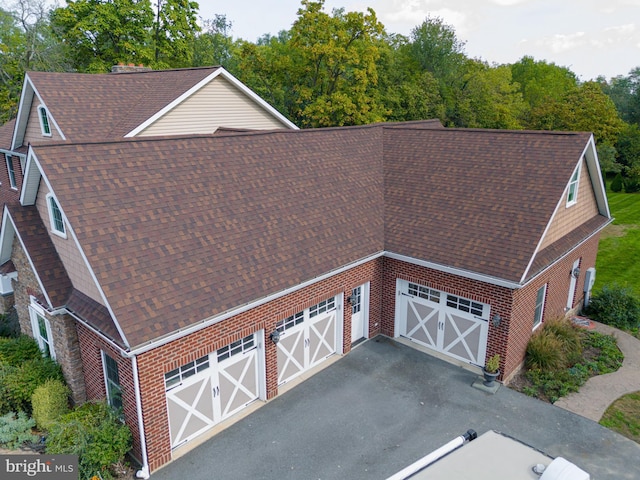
[137,76,288,136]
[35,182,104,304]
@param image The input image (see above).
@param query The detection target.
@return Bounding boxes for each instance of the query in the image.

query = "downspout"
[131,355,150,479]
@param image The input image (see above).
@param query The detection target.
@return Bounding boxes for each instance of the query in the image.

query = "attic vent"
[111,63,152,73]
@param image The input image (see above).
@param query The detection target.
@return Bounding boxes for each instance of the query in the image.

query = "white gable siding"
[23,99,63,145]
[35,182,104,305]
[137,76,288,136]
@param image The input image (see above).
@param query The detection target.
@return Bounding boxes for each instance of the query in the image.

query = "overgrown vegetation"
[514,318,623,403]
[47,402,132,480]
[600,391,640,443]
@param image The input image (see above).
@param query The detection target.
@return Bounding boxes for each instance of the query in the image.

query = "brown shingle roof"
[66,289,125,348]
[27,67,220,141]
[32,127,385,348]
[0,118,16,150]
[7,204,73,308]
[384,127,593,282]
[28,123,598,348]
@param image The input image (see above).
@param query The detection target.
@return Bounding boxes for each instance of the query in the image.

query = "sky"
[198,0,640,81]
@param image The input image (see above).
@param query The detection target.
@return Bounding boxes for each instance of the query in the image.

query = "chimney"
[111,63,153,73]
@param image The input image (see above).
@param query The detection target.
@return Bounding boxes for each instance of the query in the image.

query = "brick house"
[0,67,610,476]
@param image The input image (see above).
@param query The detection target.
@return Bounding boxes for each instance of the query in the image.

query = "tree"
[600,67,640,126]
[510,56,577,112]
[50,0,155,72]
[285,0,387,127]
[152,0,200,68]
[615,123,640,169]
[529,82,625,147]
[192,14,235,68]
[452,60,525,129]
[406,16,468,125]
[1,0,66,122]
[377,33,444,122]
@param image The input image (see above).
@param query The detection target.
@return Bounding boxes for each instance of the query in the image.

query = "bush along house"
[0,66,611,476]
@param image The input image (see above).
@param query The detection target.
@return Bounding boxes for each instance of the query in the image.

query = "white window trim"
[37,105,52,137]
[46,193,67,238]
[566,163,581,207]
[29,301,56,359]
[533,284,547,330]
[102,351,123,411]
[5,154,17,189]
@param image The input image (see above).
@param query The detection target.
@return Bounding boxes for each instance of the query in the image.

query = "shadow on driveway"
[151,336,640,479]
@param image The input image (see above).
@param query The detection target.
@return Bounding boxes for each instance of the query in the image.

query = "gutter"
[131,356,150,479]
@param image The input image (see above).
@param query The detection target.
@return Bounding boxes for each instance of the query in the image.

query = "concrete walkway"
[554,321,640,421]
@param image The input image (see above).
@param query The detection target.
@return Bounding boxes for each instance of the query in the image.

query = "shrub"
[47,402,132,480]
[0,335,42,366]
[0,357,64,415]
[587,283,640,330]
[526,329,566,371]
[0,412,38,449]
[543,317,583,365]
[610,172,624,192]
[31,379,70,431]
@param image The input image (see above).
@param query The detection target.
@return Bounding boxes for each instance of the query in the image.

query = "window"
[446,294,484,316]
[408,283,440,303]
[217,334,255,362]
[29,304,55,359]
[276,311,304,333]
[566,164,580,206]
[164,355,210,391]
[5,155,16,188]
[533,284,547,329]
[47,194,65,236]
[103,353,123,410]
[351,287,361,315]
[309,297,336,318]
[38,105,51,136]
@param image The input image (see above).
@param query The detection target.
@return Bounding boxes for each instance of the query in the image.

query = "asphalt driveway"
[151,336,640,479]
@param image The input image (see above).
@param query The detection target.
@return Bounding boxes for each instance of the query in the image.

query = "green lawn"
[600,391,640,443]
[595,189,640,297]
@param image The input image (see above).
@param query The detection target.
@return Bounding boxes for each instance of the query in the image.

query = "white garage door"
[165,333,261,449]
[277,296,339,386]
[396,280,489,367]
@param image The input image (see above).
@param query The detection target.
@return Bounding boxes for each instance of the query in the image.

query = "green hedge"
[0,357,64,415]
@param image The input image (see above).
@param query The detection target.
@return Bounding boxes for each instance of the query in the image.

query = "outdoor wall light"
[572,267,581,279]
[492,314,502,328]
[270,330,281,344]
[345,295,353,304]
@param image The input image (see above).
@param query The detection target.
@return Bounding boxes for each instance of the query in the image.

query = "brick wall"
[136,258,384,472]
[381,257,514,376]
[76,323,143,465]
[507,234,601,381]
